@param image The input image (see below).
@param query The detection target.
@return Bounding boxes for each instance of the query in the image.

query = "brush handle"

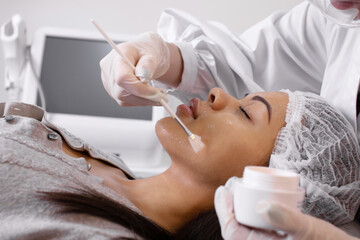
[160,99,193,137]
[91,19,136,71]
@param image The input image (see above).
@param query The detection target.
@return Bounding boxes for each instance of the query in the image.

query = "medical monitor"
[22,27,168,177]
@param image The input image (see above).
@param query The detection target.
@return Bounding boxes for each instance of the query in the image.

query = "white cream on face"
[225,119,234,125]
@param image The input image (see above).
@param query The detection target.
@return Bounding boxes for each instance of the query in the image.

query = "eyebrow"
[251,95,272,124]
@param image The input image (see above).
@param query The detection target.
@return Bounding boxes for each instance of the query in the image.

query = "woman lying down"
[0,88,359,239]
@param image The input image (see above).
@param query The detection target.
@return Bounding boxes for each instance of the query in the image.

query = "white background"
[0,0,303,102]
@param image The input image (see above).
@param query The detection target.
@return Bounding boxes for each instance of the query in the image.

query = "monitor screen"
[38,36,152,121]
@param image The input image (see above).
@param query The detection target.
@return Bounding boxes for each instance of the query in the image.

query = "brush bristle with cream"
[188,134,205,153]
[91,19,205,153]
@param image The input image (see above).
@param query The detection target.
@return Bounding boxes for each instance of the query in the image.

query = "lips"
[189,98,200,119]
[176,104,193,118]
[176,98,200,119]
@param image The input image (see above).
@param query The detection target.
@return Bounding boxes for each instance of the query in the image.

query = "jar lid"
[242,166,300,191]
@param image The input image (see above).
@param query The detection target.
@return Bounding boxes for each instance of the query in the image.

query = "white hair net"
[270,90,360,225]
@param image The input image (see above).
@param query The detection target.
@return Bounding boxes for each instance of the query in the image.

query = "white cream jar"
[233,166,305,230]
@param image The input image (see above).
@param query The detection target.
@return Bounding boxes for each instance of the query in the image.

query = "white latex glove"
[214,177,358,240]
[100,32,169,106]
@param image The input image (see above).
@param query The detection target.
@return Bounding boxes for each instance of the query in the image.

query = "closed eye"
[240,106,250,119]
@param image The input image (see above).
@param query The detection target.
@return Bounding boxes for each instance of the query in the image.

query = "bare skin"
[63,87,288,233]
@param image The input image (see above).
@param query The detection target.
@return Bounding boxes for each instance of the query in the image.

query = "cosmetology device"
[9,24,170,177]
[1,14,27,102]
[233,166,305,230]
[90,19,205,153]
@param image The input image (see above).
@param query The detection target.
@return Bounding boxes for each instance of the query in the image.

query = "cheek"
[200,115,244,149]
[193,113,237,139]
[198,122,248,176]
[203,125,273,177]
[206,137,272,185]
[199,141,249,186]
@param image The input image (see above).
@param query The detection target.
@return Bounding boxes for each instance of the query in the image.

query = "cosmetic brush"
[91,19,205,153]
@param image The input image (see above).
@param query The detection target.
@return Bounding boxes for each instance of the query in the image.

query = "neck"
[116,163,216,233]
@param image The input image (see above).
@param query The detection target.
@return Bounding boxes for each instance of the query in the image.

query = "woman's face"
[155,88,288,186]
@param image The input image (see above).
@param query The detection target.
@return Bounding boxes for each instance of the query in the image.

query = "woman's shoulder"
[0,103,142,239]
[0,102,135,178]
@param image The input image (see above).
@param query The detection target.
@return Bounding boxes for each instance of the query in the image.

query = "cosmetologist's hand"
[214,177,358,240]
[99,32,170,106]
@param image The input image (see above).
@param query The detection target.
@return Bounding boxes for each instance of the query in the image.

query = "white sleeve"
[157,1,328,103]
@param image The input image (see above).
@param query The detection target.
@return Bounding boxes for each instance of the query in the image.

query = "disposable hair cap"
[270,90,360,225]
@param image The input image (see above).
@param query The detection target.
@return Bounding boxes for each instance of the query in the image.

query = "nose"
[208,87,232,110]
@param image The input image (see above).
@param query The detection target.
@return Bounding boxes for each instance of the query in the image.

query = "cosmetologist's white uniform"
[157,1,360,140]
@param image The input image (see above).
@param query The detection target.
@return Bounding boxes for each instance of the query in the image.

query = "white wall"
[0,0,303,102]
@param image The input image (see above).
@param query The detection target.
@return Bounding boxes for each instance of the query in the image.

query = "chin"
[155,117,194,158]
